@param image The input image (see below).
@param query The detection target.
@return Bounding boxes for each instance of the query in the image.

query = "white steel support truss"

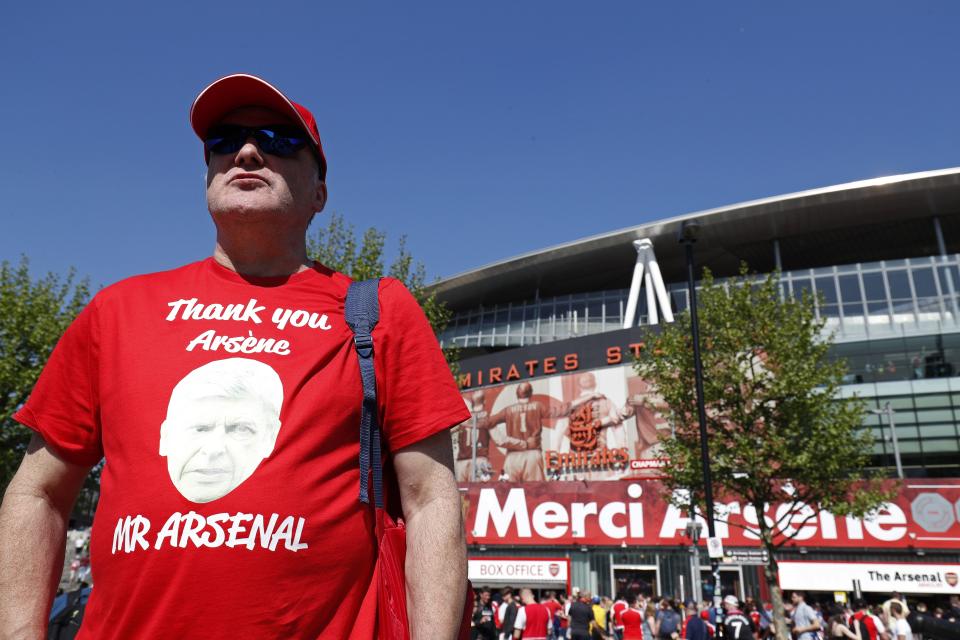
[623,238,675,328]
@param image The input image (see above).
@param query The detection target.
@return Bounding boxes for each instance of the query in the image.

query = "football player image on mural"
[453,390,495,482]
[565,372,624,451]
[485,382,559,482]
[159,358,284,503]
[455,366,675,482]
[623,376,671,461]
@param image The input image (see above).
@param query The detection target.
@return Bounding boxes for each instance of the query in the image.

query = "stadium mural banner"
[452,364,669,483]
[459,480,960,549]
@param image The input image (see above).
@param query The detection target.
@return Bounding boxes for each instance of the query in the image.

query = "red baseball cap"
[190,73,327,180]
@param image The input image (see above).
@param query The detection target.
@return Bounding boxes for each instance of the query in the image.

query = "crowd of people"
[469,587,960,640]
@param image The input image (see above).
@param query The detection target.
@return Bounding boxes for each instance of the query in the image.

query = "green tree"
[1,257,90,490]
[634,266,893,640]
[308,212,459,372]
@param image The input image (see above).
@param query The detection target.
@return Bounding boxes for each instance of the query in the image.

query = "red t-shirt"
[15,259,469,639]
[612,599,628,628]
[543,599,562,626]
[622,608,644,640]
[515,602,551,639]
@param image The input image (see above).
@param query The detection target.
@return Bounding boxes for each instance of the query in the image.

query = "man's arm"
[0,434,92,638]
[512,606,526,639]
[394,428,467,640]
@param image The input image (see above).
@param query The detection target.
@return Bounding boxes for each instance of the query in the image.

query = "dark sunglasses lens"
[204,126,246,155]
[255,128,308,157]
[205,136,243,155]
[204,126,308,157]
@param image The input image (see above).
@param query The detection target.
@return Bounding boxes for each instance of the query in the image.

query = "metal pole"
[885,402,904,479]
[470,409,479,482]
[687,517,704,604]
[683,235,721,607]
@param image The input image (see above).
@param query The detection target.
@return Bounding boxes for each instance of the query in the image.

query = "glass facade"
[445,253,960,477]
[440,254,960,349]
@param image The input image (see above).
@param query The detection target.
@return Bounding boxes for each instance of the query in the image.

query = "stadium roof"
[433,167,960,310]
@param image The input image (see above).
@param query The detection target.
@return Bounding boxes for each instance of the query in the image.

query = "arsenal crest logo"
[947,572,958,587]
[549,563,560,577]
[569,402,600,451]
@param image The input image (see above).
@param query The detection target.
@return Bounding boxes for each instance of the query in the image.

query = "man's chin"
[175,478,235,503]
[209,202,285,220]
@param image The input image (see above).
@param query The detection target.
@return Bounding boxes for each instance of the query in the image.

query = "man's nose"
[198,429,228,457]
[234,137,265,168]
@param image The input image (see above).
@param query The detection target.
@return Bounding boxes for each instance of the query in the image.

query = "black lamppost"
[678,219,722,608]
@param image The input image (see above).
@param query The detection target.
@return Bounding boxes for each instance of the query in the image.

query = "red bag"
[347,280,473,640]
[374,509,474,640]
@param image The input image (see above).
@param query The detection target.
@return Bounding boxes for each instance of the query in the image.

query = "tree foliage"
[1,257,90,489]
[307,212,459,372]
[634,266,894,640]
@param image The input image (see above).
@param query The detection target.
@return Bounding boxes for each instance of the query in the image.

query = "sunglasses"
[204,124,310,158]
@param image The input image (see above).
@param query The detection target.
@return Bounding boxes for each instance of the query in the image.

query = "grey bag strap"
[344,278,384,508]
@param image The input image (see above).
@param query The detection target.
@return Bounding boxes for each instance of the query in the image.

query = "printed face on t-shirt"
[159,358,284,503]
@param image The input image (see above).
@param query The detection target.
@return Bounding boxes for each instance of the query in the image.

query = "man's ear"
[313,181,327,213]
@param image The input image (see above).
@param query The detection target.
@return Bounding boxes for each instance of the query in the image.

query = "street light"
[678,219,722,608]
[869,402,904,479]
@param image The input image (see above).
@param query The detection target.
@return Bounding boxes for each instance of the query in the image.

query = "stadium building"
[433,167,960,603]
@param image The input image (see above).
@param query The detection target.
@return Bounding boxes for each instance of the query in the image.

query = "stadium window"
[790,277,813,301]
[839,275,863,316]
[886,270,911,300]
[911,267,938,298]
[815,276,838,303]
[861,272,886,302]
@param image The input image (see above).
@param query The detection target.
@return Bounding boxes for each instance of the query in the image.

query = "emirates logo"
[549,563,561,577]
[569,403,600,451]
[946,572,958,587]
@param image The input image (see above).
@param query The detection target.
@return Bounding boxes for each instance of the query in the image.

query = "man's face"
[205,106,326,231]
[161,395,278,502]
[480,591,490,604]
[791,593,800,605]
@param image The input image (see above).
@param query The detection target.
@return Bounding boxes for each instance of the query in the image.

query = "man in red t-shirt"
[612,594,629,639]
[514,589,551,640]
[850,598,886,640]
[0,74,470,639]
[542,591,562,633]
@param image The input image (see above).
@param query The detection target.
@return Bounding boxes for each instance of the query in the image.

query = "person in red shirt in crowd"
[700,608,716,638]
[0,73,470,639]
[850,598,886,640]
[744,600,762,640]
[621,594,646,640]
[514,588,551,640]
[612,593,630,639]
[542,590,563,634]
[559,592,572,635]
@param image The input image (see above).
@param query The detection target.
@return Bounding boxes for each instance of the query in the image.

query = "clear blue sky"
[2,2,958,289]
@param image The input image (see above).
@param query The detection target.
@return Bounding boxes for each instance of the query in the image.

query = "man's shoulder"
[91,260,209,305]
[101,259,215,291]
